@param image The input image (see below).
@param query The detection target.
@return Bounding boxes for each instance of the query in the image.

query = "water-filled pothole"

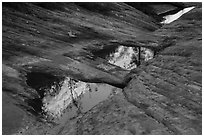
[161,7,195,24]
[26,72,121,122]
[93,45,154,70]
[26,72,62,116]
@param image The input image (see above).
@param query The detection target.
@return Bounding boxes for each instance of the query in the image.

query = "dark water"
[26,72,121,122]
[26,72,62,116]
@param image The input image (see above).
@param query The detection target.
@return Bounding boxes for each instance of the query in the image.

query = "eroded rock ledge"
[2,2,202,135]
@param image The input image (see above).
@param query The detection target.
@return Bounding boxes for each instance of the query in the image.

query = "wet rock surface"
[2,2,202,135]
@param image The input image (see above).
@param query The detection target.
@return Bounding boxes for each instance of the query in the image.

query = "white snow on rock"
[161,7,195,24]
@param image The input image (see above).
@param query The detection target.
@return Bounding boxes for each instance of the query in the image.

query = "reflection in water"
[108,46,138,70]
[107,46,154,70]
[79,83,119,112]
[161,7,195,24]
[142,47,154,61]
[42,77,121,119]
[27,46,154,121]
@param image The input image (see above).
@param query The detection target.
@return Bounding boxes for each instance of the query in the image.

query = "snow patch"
[161,7,195,24]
